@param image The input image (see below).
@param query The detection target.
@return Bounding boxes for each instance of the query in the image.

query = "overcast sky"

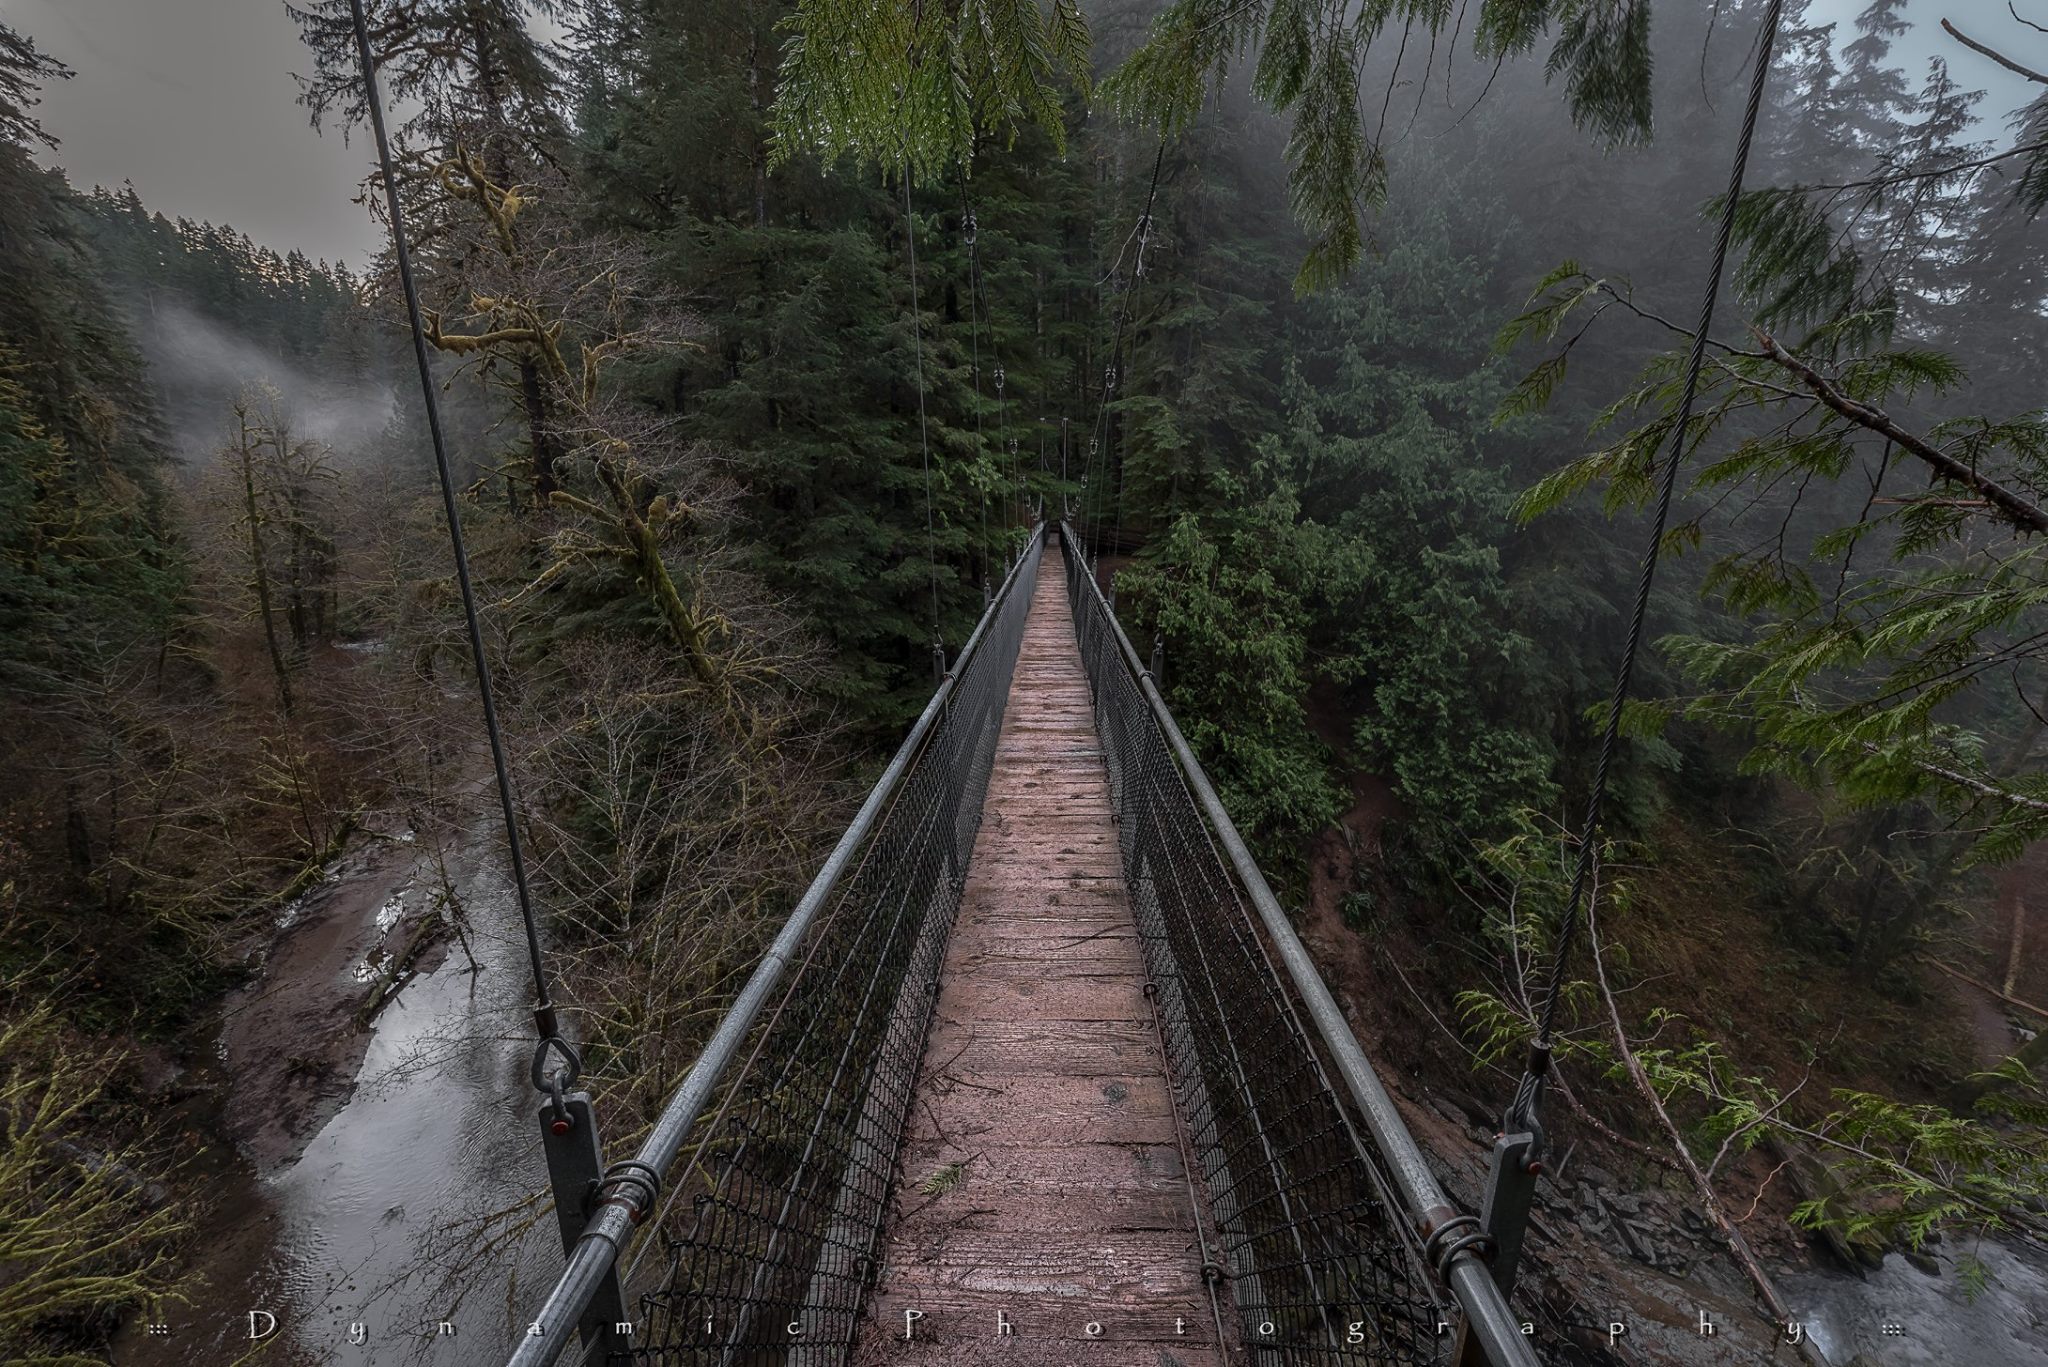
[1,0,390,267]
[0,1,2036,272]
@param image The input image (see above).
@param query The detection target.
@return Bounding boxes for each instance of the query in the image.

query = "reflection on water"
[263,848,552,1367]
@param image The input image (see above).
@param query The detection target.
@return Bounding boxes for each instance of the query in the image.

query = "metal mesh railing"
[608,529,1045,1365]
[1059,526,1453,1365]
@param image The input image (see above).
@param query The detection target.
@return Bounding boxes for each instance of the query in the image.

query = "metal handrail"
[507,523,1048,1367]
[1059,524,1540,1367]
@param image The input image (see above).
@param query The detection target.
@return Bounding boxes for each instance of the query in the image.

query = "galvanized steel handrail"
[1059,525,1541,1367]
[507,524,1047,1367]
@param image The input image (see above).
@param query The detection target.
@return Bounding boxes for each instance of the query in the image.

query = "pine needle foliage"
[1500,14,2048,867]
[774,0,1659,289]
[1105,0,1657,292]
[771,0,1093,178]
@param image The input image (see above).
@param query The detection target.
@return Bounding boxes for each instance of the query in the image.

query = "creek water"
[261,837,553,1366]
[1780,1237,2048,1366]
[132,829,559,1367]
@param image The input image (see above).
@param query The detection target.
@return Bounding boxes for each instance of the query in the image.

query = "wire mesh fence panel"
[1059,530,1452,1367]
[626,534,1045,1367]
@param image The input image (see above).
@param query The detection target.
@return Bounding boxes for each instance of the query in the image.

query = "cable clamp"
[596,1158,663,1225]
[1421,1212,1496,1285]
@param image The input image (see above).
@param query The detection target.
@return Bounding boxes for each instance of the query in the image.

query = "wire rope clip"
[1421,1210,1496,1288]
[993,365,1005,393]
[597,1158,663,1226]
[962,209,977,247]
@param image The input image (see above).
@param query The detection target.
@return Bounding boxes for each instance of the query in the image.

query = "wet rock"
[1903,1250,1941,1276]
[1603,1190,1644,1217]
[1441,1088,1496,1129]
[1429,1095,1468,1129]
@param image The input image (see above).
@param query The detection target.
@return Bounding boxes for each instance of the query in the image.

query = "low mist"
[139,300,396,464]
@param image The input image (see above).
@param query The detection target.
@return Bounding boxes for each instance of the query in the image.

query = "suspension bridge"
[500,523,1547,1367]
[328,0,1798,1356]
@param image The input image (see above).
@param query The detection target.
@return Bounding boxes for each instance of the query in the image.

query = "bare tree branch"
[1943,17,2048,85]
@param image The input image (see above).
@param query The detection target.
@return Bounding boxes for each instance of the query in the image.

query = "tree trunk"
[238,413,294,716]
[519,359,559,508]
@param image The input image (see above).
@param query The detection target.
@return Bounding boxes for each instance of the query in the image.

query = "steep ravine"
[1292,783,2048,1367]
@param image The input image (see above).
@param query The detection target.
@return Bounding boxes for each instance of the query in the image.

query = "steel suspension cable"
[345,0,567,1065]
[902,164,944,652]
[1507,0,1785,1139]
[959,180,991,592]
[959,187,1022,555]
[1081,141,1165,564]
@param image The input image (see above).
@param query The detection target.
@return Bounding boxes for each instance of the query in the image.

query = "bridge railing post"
[537,1094,630,1358]
[1452,1131,1539,1364]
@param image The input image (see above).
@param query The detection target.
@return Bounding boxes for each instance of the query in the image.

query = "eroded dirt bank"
[1287,765,2048,1367]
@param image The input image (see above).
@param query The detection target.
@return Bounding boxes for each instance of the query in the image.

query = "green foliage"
[771,0,1665,288]
[0,23,66,149]
[1500,13,2048,873]
[1459,817,2048,1254]
[0,355,177,696]
[1119,505,1349,851]
[1105,0,1660,288]
[1273,249,1558,838]
[771,0,1091,177]
[916,1160,967,1195]
[578,0,1090,734]
[1108,175,1563,873]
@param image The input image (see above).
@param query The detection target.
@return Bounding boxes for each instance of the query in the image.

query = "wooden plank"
[916,1019,1158,1077]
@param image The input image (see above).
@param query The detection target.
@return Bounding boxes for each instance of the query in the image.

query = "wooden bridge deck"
[856,561,1226,1366]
